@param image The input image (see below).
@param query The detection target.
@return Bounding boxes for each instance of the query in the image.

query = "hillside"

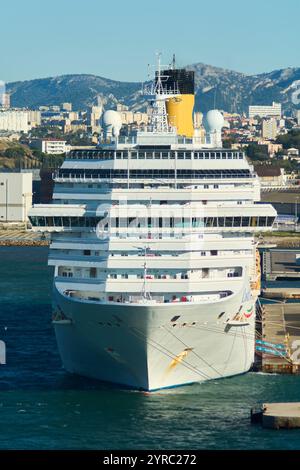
[6,63,300,114]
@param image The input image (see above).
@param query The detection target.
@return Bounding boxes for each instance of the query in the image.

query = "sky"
[1,0,300,83]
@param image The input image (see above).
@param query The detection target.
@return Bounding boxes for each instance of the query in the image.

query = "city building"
[0,172,32,222]
[0,92,10,109]
[193,111,203,128]
[287,148,300,161]
[249,102,282,119]
[28,110,41,128]
[61,102,72,112]
[87,105,102,132]
[0,110,29,133]
[262,118,278,140]
[31,138,70,154]
[255,166,287,187]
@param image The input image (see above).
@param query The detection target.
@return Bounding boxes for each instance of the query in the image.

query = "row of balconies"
[54,276,243,293]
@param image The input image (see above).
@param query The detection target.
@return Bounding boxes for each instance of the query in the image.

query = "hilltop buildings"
[262,118,278,140]
[0,110,30,133]
[248,102,282,119]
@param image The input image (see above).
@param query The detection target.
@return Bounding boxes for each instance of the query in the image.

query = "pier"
[262,288,300,299]
[260,303,300,374]
[251,403,300,429]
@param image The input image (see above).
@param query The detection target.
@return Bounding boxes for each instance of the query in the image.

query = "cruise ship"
[29,58,277,391]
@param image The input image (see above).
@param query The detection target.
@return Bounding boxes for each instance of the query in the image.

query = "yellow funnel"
[166,94,195,138]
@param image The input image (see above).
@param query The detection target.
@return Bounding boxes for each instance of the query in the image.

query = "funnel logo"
[0,340,6,364]
[291,80,300,105]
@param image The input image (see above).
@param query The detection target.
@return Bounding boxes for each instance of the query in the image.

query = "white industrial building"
[31,138,70,154]
[0,172,32,222]
[0,110,29,133]
[249,102,282,119]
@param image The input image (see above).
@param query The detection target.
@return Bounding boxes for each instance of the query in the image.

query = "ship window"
[170,152,175,159]
[84,250,91,256]
[202,268,209,278]
[194,153,198,159]
[205,217,214,227]
[154,152,161,159]
[241,217,250,226]
[90,268,97,278]
[216,152,221,159]
[225,217,233,227]
[267,217,275,226]
[228,153,233,159]
[201,251,206,256]
[213,184,219,189]
[146,152,153,159]
[204,184,209,189]
[204,153,210,159]
[233,153,238,159]
[259,217,267,227]
[211,153,216,159]
[199,152,204,159]
[131,152,137,159]
[116,152,122,159]
[222,152,227,159]
[233,217,241,227]
[178,152,184,159]
[185,152,191,159]
[162,152,169,159]
[138,153,145,159]
[211,250,218,256]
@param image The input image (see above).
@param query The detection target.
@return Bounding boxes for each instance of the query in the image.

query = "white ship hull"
[53,285,256,391]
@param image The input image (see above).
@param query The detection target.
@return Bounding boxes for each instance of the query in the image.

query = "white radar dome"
[103,110,122,137]
[204,109,224,132]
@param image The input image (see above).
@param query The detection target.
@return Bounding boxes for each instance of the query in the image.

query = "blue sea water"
[0,246,300,450]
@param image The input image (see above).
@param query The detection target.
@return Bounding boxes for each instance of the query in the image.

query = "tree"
[246,143,269,161]
[4,147,26,159]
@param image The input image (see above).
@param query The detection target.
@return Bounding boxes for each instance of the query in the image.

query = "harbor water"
[1,246,300,450]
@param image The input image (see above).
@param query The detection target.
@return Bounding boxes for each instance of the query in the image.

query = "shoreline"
[0,240,49,246]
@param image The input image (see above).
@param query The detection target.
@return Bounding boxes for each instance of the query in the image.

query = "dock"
[251,403,300,429]
[260,303,300,374]
[262,288,300,300]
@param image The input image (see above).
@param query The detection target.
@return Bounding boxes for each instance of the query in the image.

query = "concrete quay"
[260,303,300,374]
[251,403,300,429]
[262,288,300,300]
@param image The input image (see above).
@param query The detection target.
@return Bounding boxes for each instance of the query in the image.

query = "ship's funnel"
[156,68,195,137]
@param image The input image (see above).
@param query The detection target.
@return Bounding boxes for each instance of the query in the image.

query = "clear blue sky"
[1,0,300,83]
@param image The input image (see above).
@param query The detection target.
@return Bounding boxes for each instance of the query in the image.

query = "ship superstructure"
[29,57,276,390]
